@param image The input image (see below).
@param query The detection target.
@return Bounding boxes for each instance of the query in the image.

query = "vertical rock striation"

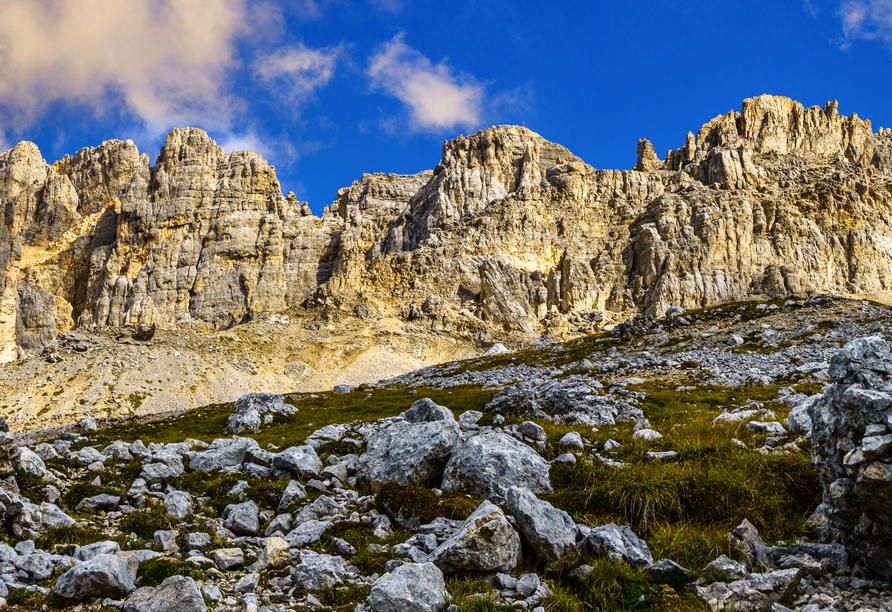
[3,94,892,359]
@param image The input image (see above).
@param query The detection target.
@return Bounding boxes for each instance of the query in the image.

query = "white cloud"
[369,0,404,14]
[219,133,270,157]
[838,0,892,46]
[0,0,248,134]
[367,34,484,132]
[255,44,344,104]
[804,0,823,17]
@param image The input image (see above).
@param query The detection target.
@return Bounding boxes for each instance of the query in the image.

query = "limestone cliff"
[3,94,892,362]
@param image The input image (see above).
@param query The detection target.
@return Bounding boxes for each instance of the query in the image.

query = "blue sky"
[2,0,892,212]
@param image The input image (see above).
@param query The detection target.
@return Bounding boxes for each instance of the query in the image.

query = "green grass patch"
[15,472,47,504]
[446,575,516,612]
[36,524,105,548]
[544,558,708,612]
[61,482,123,508]
[118,508,175,540]
[536,381,821,574]
[85,385,497,452]
[136,557,206,587]
[313,520,411,576]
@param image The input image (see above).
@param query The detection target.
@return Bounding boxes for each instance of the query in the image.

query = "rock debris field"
[0,296,888,611]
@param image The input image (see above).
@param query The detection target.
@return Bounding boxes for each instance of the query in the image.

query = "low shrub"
[61,482,123,508]
[440,491,479,520]
[376,482,443,526]
[36,524,104,548]
[137,558,206,586]
[118,508,173,540]
[553,558,707,612]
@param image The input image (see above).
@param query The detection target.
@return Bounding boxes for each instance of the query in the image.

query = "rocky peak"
[739,95,871,157]
[52,139,148,216]
[4,95,892,369]
[383,126,583,254]
[662,95,874,185]
[0,141,50,237]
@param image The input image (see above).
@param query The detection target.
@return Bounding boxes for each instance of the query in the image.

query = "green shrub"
[309,584,372,611]
[7,588,43,605]
[440,491,479,520]
[376,482,443,526]
[61,482,123,508]
[36,524,104,548]
[244,479,288,510]
[137,558,206,586]
[16,472,47,503]
[118,508,173,540]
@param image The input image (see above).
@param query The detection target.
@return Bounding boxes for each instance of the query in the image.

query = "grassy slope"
[22,298,831,612]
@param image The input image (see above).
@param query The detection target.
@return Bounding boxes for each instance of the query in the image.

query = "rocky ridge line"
[2,94,892,369]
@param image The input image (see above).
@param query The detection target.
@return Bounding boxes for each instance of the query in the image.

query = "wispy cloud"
[369,0,404,14]
[219,133,271,157]
[0,0,250,135]
[838,0,892,47]
[255,43,345,104]
[367,34,484,132]
[804,0,823,17]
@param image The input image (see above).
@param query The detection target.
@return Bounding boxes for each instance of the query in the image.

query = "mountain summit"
[0,94,891,385]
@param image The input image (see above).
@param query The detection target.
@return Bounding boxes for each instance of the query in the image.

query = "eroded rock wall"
[3,94,892,359]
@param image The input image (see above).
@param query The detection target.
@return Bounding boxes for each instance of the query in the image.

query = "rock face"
[367,562,447,612]
[808,336,892,579]
[358,407,461,492]
[428,501,521,573]
[5,95,892,362]
[440,430,552,504]
[123,575,207,612]
[54,552,137,600]
[505,486,577,573]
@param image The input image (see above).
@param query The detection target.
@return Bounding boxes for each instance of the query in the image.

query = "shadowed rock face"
[4,94,892,360]
[809,337,892,579]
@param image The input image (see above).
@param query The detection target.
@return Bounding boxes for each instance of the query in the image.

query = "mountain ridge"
[2,94,892,424]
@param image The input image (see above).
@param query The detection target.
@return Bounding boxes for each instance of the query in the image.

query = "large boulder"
[291,550,351,591]
[223,500,259,536]
[163,491,193,520]
[12,447,46,479]
[696,568,802,612]
[580,523,653,569]
[54,553,137,600]
[404,398,455,423]
[506,486,577,573]
[273,445,323,479]
[808,336,892,578]
[359,415,461,492]
[250,536,291,571]
[123,575,206,612]
[428,501,521,573]
[224,393,295,434]
[441,430,552,504]
[368,562,448,612]
[188,437,260,474]
[13,501,75,539]
[729,519,773,572]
